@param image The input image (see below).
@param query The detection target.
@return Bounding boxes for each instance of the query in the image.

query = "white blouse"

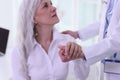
[12,30,89,80]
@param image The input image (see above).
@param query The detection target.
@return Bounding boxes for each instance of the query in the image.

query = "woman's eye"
[50,2,52,5]
[43,3,48,8]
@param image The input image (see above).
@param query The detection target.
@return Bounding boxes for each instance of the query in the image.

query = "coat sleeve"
[78,22,100,40]
[82,0,120,65]
[70,59,89,80]
[11,48,30,80]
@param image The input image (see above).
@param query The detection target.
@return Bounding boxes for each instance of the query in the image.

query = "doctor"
[61,0,120,80]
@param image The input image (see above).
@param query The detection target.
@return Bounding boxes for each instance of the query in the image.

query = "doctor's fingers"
[66,42,80,58]
[71,45,82,59]
[65,42,73,56]
[62,30,72,34]
[62,30,78,39]
[75,47,85,59]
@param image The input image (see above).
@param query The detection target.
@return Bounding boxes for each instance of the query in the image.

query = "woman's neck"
[35,25,53,53]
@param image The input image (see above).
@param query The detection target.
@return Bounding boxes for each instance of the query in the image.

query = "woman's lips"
[52,14,57,17]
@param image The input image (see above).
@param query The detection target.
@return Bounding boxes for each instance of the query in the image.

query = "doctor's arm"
[82,1,120,65]
[62,22,100,40]
[70,59,89,80]
[78,22,100,40]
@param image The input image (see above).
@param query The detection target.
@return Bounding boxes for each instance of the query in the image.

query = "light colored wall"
[0,0,13,80]
[0,0,13,28]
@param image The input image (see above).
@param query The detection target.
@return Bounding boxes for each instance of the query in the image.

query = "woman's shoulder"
[61,33,75,41]
[54,29,75,42]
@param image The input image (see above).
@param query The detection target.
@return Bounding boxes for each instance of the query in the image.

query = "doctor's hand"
[62,30,79,39]
[58,42,85,62]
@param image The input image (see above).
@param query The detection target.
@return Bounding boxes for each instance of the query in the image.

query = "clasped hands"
[58,42,85,62]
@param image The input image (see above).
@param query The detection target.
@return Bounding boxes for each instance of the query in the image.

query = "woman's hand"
[58,42,85,62]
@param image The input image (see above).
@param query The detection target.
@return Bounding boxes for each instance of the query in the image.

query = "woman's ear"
[34,17,37,24]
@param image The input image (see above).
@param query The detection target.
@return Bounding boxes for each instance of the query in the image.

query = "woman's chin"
[54,19,59,24]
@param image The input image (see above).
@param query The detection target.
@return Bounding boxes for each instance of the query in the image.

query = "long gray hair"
[15,0,40,79]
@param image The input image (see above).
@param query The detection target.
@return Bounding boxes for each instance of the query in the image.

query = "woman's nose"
[50,6,56,12]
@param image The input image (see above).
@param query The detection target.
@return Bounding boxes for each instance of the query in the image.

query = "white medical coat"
[78,0,120,80]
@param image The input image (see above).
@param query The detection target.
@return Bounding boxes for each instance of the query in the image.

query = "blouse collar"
[33,29,64,48]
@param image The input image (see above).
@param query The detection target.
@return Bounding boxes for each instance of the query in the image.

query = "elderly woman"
[11,0,89,80]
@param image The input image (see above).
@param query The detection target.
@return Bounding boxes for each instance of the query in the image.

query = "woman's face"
[34,0,59,26]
